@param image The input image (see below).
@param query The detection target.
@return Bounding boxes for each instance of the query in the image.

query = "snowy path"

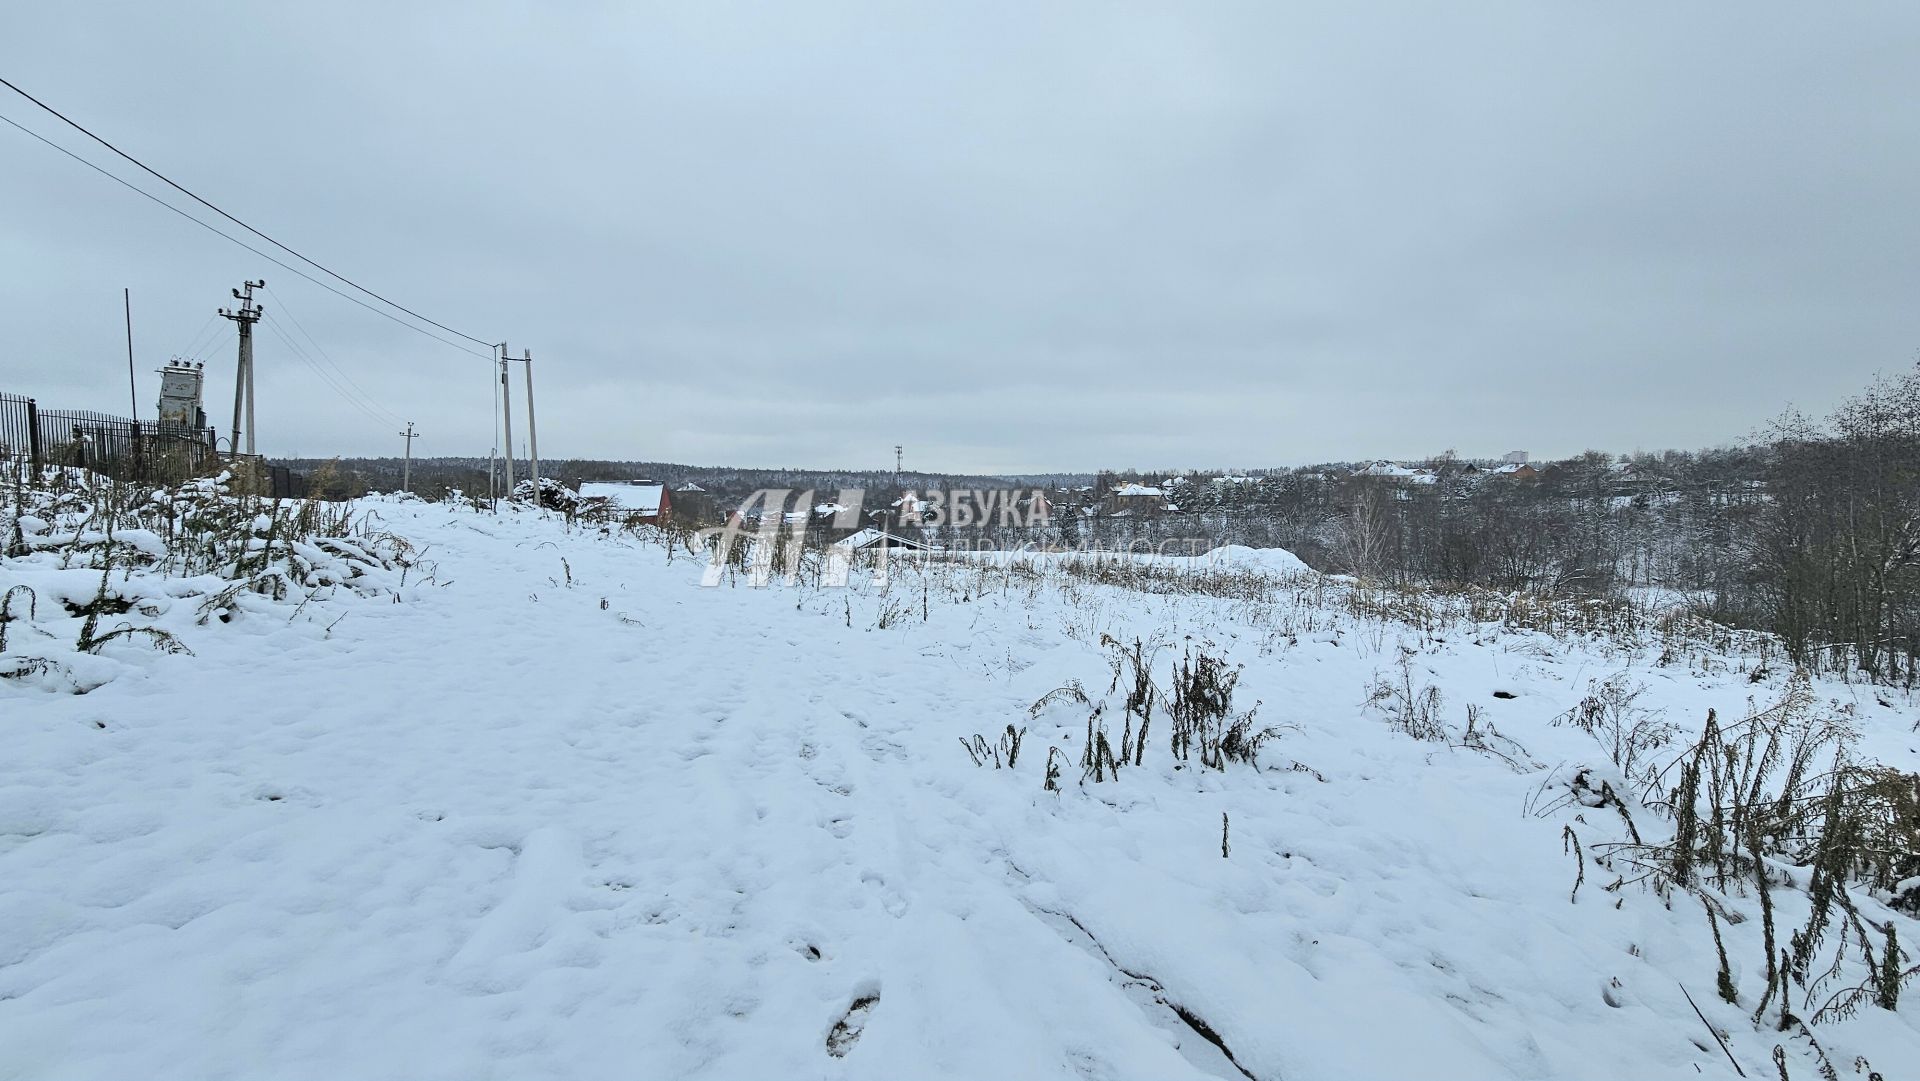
[3,503,1916,1079]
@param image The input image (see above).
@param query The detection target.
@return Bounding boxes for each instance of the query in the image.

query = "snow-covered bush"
[1553,676,1919,1073]
[1015,635,1284,787]
[1,466,415,693]
[512,476,580,512]
[1166,646,1270,769]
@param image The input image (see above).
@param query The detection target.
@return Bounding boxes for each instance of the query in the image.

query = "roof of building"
[832,528,930,551]
[1357,462,1437,484]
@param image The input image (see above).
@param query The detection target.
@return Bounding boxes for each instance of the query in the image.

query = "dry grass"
[1544,675,1918,1073]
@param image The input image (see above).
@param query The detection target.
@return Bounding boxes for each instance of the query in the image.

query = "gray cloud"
[3,2,1916,473]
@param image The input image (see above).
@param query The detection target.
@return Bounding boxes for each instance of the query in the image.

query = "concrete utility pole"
[218,279,265,455]
[497,344,515,497]
[514,349,540,504]
[399,421,418,492]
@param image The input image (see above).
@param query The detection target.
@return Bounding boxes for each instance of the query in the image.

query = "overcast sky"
[3,3,1916,473]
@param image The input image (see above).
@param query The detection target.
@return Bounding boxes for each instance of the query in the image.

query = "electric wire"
[189,328,227,363]
[263,285,405,426]
[257,309,403,426]
[186,327,224,362]
[267,318,402,429]
[191,318,234,363]
[0,108,494,360]
[174,312,218,361]
[180,325,221,364]
[2,87,513,464]
[260,312,404,429]
[0,73,493,349]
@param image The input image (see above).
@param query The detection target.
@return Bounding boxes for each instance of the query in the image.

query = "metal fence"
[2,392,221,485]
[0,392,36,466]
[267,465,296,500]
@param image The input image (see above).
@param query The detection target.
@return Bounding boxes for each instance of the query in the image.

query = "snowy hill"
[2,493,1916,1080]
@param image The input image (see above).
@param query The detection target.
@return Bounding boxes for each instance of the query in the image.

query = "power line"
[261,314,397,426]
[260,312,404,428]
[0,73,494,349]
[175,312,220,359]
[187,324,227,362]
[177,312,216,352]
[255,306,402,425]
[266,327,396,430]
[264,285,405,425]
[0,108,494,360]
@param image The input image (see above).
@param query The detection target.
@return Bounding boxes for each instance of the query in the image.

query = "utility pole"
[399,421,418,492]
[497,343,515,497]
[219,279,265,455]
[890,444,903,535]
[123,288,138,420]
[514,349,540,504]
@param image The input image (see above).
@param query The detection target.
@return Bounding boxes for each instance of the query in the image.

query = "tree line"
[277,367,1920,681]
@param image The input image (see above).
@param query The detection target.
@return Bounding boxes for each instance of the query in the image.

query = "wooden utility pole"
[219,279,265,455]
[399,421,418,492]
[498,343,515,497]
[515,349,540,503]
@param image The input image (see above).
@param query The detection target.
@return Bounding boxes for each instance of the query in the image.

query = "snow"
[2,498,1916,1079]
[579,482,665,514]
[1358,462,1437,484]
[831,528,929,552]
[1196,543,1311,575]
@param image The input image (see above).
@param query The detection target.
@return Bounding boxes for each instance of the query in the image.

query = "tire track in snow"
[1013,893,1262,1081]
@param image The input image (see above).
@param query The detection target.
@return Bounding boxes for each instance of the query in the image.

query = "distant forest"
[278,365,1920,684]
[273,456,1077,508]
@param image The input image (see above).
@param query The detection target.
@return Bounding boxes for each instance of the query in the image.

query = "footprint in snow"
[860,871,908,917]
[825,988,879,1058]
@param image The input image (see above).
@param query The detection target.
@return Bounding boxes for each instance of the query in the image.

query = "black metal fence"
[2,392,221,485]
[0,392,34,465]
[266,463,307,499]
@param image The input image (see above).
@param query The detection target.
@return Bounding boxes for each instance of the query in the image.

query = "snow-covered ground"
[2,497,1916,1080]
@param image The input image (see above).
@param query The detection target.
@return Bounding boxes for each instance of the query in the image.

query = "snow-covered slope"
[2,498,1915,1080]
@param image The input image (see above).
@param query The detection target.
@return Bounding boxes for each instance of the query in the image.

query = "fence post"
[130,419,144,483]
[25,398,41,472]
